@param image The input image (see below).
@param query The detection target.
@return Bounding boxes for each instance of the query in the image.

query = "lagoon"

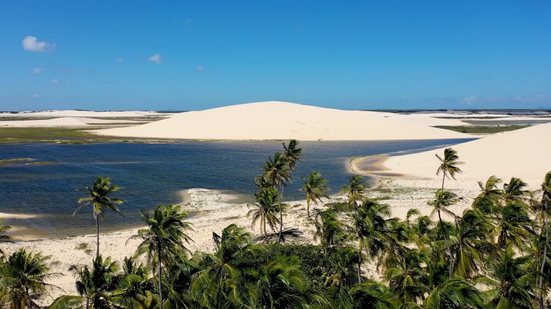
[0,139,470,236]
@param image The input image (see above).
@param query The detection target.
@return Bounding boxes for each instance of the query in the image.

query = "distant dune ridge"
[0,110,163,118]
[94,101,472,141]
[383,122,551,187]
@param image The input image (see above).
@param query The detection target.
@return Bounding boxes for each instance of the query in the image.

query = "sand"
[377,122,551,189]
[94,101,475,141]
[0,117,150,128]
[0,110,166,118]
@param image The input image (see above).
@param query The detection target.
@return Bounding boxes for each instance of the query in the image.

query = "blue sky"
[1,1,550,111]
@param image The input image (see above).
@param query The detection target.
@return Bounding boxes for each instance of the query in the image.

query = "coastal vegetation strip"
[434,124,529,134]
[0,127,176,144]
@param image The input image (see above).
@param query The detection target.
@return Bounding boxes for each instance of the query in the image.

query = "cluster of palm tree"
[1,143,551,308]
[250,140,303,243]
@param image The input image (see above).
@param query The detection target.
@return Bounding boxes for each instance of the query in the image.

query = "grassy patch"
[75,242,94,255]
[0,127,169,144]
[433,125,529,134]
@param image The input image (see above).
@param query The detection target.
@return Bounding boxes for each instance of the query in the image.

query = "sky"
[1,1,550,111]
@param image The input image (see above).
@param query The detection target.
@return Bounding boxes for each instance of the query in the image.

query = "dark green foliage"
[434,125,529,134]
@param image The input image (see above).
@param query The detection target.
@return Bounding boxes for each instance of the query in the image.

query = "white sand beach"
[0,117,152,128]
[377,122,551,189]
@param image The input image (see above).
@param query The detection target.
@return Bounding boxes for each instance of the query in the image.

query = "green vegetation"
[1,142,551,308]
[0,127,180,144]
[434,124,529,134]
[0,127,131,144]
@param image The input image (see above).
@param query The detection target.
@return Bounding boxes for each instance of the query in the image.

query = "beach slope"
[382,122,551,187]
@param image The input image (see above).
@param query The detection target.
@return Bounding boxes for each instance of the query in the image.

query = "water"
[0,139,471,236]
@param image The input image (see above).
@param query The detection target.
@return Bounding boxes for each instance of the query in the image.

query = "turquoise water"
[0,139,471,236]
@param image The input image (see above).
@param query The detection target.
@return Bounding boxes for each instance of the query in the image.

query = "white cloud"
[149,54,162,64]
[115,57,124,63]
[22,36,54,52]
[195,64,204,72]
[32,67,43,74]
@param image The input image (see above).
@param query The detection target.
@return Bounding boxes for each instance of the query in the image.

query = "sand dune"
[382,122,551,187]
[0,117,90,127]
[0,110,165,118]
[94,101,472,141]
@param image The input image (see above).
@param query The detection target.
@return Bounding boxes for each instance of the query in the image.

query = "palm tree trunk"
[357,238,363,283]
[441,172,446,191]
[437,209,443,225]
[306,196,310,218]
[449,243,460,279]
[25,287,30,309]
[157,244,163,308]
[85,298,89,309]
[538,216,549,309]
[278,186,284,244]
[95,217,100,258]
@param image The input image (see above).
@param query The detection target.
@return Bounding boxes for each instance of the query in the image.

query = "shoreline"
[1,188,254,241]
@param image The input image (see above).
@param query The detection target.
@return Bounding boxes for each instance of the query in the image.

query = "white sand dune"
[0,117,145,127]
[94,101,472,141]
[0,110,165,118]
[0,117,89,127]
[383,122,551,187]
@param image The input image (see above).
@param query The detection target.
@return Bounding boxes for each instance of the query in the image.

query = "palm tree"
[484,247,537,309]
[65,255,122,309]
[435,148,463,191]
[385,247,429,306]
[446,209,492,278]
[352,199,394,283]
[116,257,153,309]
[263,152,291,189]
[536,171,551,309]
[341,175,366,207]
[349,280,399,309]
[495,201,534,250]
[302,171,329,217]
[75,177,124,258]
[503,177,528,199]
[0,249,58,309]
[424,278,484,309]
[191,224,253,308]
[133,204,193,308]
[427,190,460,279]
[282,139,302,171]
[428,189,459,226]
[472,175,504,215]
[250,255,308,308]
[262,152,291,244]
[249,185,280,236]
[313,209,346,253]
